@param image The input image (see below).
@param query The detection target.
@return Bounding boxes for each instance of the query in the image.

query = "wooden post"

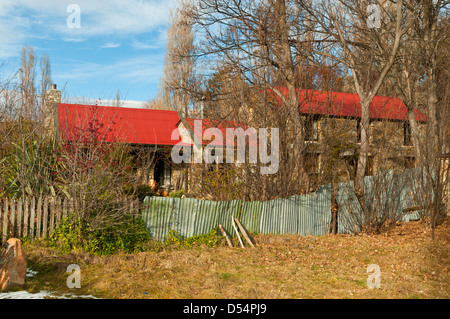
[69,198,75,217]
[0,200,2,242]
[30,197,36,239]
[2,198,8,242]
[42,197,48,238]
[23,196,29,238]
[49,197,55,235]
[234,217,255,247]
[231,216,244,248]
[0,201,2,241]
[10,198,16,237]
[62,197,68,220]
[17,198,22,237]
[56,197,62,228]
[36,197,42,239]
[331,200,338,235]
[218,224,233,247]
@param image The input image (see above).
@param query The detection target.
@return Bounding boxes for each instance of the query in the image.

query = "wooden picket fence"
[0,196,140,242]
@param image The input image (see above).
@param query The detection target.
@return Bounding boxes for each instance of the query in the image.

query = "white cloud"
[0,13,31,58]
[64,96,146,108]
[27,0,175,38]
[53,54,164,84]
[0,0,177,56]
[100,42,121,49]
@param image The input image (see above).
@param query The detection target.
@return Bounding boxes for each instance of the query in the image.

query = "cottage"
[44,85,187,192]
[44,85,428,193]
[268,89,428,181]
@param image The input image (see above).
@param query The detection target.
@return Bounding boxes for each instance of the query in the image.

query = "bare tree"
[1,46,55,198]
[142,95,173,110]
[302,0,407,194]
[386,1,449,239]
[176,0,324,200]
[160,0,198,116]
[20,45,37,121]
[39,54,52,120]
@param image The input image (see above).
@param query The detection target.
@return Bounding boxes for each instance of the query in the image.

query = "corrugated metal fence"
[141,184,332,241]
[141,197,241,242]
[0,168,436,242]
[336,168,435,234]
[142,168,436,241]
[241,184,332,236]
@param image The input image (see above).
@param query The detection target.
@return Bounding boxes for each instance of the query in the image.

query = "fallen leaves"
[21,217,449,299]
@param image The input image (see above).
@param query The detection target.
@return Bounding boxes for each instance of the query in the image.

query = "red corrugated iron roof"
[270,88,428,122]
[58,89,426,147]
[179,117,250,146]
[58,104,182,145]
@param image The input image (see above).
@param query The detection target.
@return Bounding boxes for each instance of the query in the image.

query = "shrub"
[168,190,184,198]
[48,213,152,255]
[124,184,156,202]
[164,228,225,249]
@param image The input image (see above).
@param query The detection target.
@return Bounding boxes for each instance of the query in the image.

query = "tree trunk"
[276,0,310,189]
[355,98,370,193]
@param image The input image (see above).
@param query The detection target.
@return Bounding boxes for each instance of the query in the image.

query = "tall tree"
[39,54,52,119]
[303,0,406,192]
[160,0,197,117]
[20,45,36,120]
[181,0,316,197]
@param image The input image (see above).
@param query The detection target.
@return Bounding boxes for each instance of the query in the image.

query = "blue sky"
[0,0,178,106]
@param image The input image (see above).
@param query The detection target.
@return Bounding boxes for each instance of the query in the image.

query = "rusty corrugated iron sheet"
[141,184,332,241]
[142,168,432,241]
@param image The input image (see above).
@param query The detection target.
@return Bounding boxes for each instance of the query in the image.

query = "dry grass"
[22,218,449,299]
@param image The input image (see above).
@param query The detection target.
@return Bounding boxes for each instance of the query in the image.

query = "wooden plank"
[49,197,55,235]
[17,198,22,237]
[56,197,62,228]
[402,204,435,213]
[23,196,29,238]
[234,217,255,247]
[69,198,75,217]
[36,197,42,239]
[2,198,8,242]
[218,224,233,247]
[42,197,48,238]
[0,200,2,242]
[62,198,68,220]
[29,197,36,239]
[231,215,244,248]
[10,198,16,237]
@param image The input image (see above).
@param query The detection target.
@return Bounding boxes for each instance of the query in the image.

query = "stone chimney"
[44,84,61,135]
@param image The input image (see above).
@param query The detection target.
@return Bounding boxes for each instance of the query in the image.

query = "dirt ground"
[20,218,449,299]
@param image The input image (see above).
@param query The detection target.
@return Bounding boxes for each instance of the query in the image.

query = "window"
[304,153,319,175]
[404,156,415,169]
[343,155,357,180]
[403,122,412,146]
[154,154,171,187]
[163,162,172,186]
[343,155,373,179]
[304,153,320,187]
[305,115,319,141]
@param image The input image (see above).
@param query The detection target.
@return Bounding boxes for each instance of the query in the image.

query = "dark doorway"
[153,151,171,187]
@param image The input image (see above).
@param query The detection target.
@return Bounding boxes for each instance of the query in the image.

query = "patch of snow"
[0,290,100,299]
[26,268,38,278]
[1,268,99,299]
[0,290,54,299]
